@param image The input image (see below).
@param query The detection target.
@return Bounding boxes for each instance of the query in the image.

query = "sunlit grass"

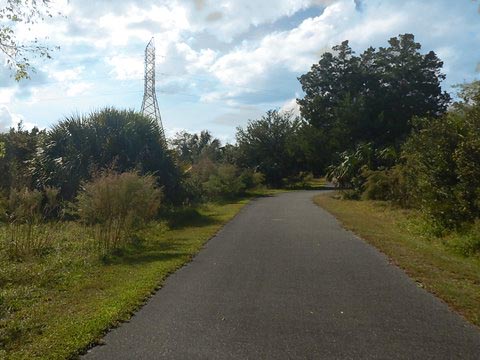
[0,199,250,359]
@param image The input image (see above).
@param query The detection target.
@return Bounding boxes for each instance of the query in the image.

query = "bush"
[235,110,307,187]
[447,220,480,257]
[402,111,480,229]
[362,165,411,206]
[326,143,373,189]
[1,187,60,259]
[76,171,162,252]
[203,164,246,200]
[32,108,180,202]
[239,169,265,190]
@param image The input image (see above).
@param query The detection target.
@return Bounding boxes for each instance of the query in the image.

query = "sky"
[1,0,479,143]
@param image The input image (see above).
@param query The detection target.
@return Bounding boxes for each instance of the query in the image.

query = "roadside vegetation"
[0,109,272,358]
[1,31,479,357]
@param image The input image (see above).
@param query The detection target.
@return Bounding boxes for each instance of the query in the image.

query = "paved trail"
[84,191,480,359]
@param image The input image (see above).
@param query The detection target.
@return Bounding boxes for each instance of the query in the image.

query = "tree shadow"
[102,240,190,266]
[164,207,218,229]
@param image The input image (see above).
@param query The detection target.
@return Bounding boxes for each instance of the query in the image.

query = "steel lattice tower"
[141,38,165,142]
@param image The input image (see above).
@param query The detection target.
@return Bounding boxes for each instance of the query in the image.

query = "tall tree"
[236,110,305,186]
[297,34,450,163]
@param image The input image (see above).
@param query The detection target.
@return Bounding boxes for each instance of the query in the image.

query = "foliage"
[31,108,180,201]
[402,111,480,230]
[2,186,60,259]
[0,123,44,192]
[235,110,306,186]
[298,34,450,164]
[170,130,222,165]
[75,171,162,252]
[283,171,314,189]
[447,220,480,257]
[0,0,60,80]
[184,159,262,202]
[362,165,410,206]
[203,164,247,200]
[325,142,373,189]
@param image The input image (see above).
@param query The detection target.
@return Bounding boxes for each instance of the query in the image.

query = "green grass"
[314,193,480,328]
[0,199,253,359]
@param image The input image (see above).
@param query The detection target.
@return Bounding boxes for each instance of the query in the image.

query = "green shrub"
[0,192,8,222]
[284,171,314,189]
[239,169,265,190]
[186,160,261,202]
[76,171,162,252]
[326,143,373,189]
[402,111,480,229]
[362,165,411,206]
[203,164,246,200]
[447,220,480,257]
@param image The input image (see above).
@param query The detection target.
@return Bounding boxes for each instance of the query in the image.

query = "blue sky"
[1,0,479,143]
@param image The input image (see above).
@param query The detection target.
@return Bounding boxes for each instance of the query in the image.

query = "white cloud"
[1,0,479,140]
[0,105,32,132]
[208,1,355,88]
[206,0,480,100]
[106,56,144,80]
[280,97,301,117]
[51,66,85,82]
[184,0,336,42]
[65,82,93,97]
[0,106,14,132]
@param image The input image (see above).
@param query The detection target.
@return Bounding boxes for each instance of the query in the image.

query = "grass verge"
[314,193,480,328]
[0,197,256,359]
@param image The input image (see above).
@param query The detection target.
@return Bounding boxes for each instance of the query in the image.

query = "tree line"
[0,33,479,256]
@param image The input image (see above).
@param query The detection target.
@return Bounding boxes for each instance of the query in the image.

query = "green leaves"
[0,0,58,80]
[31,108,180,201]
[298,33,450,156]
[235,110,305,186]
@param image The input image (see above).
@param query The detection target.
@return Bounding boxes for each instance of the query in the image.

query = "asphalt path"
[84,191,480,359]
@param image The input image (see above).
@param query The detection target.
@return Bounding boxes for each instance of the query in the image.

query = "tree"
[401,81,480,229]
[0,0,59,80]
[170,130,221,165]
[0,123,44,192]
[298,34,450,163]
[235,110,305,186]
[31,108,181,201]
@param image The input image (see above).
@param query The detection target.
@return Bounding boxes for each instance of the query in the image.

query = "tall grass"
[2,187,60,259]
[75,171,162,253]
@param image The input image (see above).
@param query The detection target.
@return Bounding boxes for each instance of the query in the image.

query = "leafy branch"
[0,0,61,80]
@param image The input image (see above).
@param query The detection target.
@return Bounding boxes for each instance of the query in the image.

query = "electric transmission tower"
[141,37,165,142]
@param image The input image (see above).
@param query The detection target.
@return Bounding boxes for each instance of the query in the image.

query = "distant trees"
[170,130,222,165]
[0,124,44,192]
[235,110,306,186]
[298,34,450,170]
